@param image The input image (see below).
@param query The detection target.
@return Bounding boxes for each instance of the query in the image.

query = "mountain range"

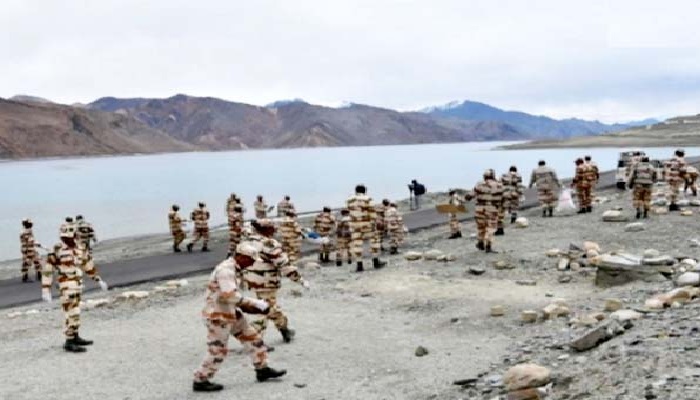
[0,94,658,158]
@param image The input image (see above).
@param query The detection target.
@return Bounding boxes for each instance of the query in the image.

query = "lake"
[1,142,698,261]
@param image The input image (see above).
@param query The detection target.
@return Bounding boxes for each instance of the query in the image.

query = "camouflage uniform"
[346,188,385,271]
[500,170,523,224]
[529,164,560,216]
[254,198,268,219]
[193,257,269,383]
[448,193,463,237]
[20,224,42,281]
[244,232,304,338]
[75,217,97,253]
[335,212,352,265]
[685,165,698,196]
[666,155,687,206]
[278,214,302,264]
[585,159,600,199]
[188,205,211,251]
[629,160,657,218]
[374,201,388,250]
[276,198,295,218]
[227,203,244,256]
[313,210,336,263]
[168,208,186,251]
[572,161,593,212]
[466,170,504,252]
[384,204,405,253]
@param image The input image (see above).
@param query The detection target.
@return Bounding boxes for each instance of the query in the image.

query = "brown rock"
[503,363,551,392]
[521,310,538,323]
[604,298,623,312]
[491,305,506,317]
[507,387,543,400]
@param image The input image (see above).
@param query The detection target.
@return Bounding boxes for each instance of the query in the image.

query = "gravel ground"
[3,187,700,399]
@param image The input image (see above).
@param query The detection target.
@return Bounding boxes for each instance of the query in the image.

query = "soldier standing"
[447,190,463,239]
[187,202,211,252]
[584,155,599,197]
[572,158,593,214]
[529,160,561,217]
[347,184,386,272]
[335,209,353,266]
[20,219,42,282]
[191,243,287,392]
[244,219,309,342]
[385,202,406,254]
[666,149,687,211]
[41,222,109,352]
[629,156,658,219]
[374,199,390,251]
[276,196,295,218]
[254,195,268,219]
[501,166,523,224]
[168,204,187,252]
[313,207,336,264]
[685,165,699,197]
[278,211,303,265]
[465,169,504,253]
[75,215,98,253]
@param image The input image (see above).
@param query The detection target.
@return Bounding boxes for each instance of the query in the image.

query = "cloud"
[1,0,699,122]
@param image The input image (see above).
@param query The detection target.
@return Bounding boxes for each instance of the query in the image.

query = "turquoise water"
[1,142,698,261]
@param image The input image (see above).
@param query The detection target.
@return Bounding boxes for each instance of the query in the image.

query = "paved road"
[0,168,623,310]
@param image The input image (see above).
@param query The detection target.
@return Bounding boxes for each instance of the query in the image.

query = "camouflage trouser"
[685,177,697,196]
[319,237,333,255]
[388,229,404,248]
[251,291,288,335]
[538,188,558,209]
[190,227,209,247]
[633,186,652,210]
[228,229,241,254]
[350,223,380,260]
[61,290,81,339]
[668,181,682,204]
[475,206,498,245]
[576,185,592,208]
[21,254,41,274]
[497,207,506,229]
[171,229,185,248]
[282,239,302,264]
[335,237,351,262]
[449,214,461,235]
[504,193,520,217]
[193,316,268,383]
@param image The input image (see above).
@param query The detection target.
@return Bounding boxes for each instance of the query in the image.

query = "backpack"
[414,183,426,196]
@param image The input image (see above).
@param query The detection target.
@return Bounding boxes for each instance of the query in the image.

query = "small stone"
[290,289,303,297]
[84,298,111,309]
[602,210,629,222]
[654,207,668,215]
[294,383,307,388]
[491,305,506,317]
[643,249,660,259]
[604,299,623,312]
[7,311,23,319]
[558,275,572,284]
[516,280,537,286]
[423,249,444,261]
[521,310,538,323]
[515,217,529,228]
[557,258,570,271]
[415,346,429,357]
[590,312,607,321]
[117,290,150,300]
[542,303,570,319]
[153,286,176,293]
[624,222,645,232]
[469,266,486,275]
[545,248,560,258]
[583,241,601,252]
[677,272,700,287]
[681,210,694,216]
[645,298,665,310]
[503,363,551,392]
[494,260,514,270]
[24,309,39,315]
[404,251,422,261]
[569,320,626,352]
[611,309,642,322]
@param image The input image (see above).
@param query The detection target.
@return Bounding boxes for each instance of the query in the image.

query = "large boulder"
[503,363,552,392]
[677,272,700,287]
[595,254,668,287]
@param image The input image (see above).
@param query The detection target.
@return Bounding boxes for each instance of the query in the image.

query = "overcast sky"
[3,0,700,123]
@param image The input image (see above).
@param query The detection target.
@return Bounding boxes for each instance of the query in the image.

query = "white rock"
[153,286,176,293]
[24,309,40,315]
[643,249,660,258]
[610,309,642,322]
[681,210,694,216]
[117,291,150,300]
[604,298,623,312]
[602,210,629,222]
[521,310,538,323]
[490,305,505,317]
[645,298,665,310]
[583,241,601,253]
[164,279,189,288]
[7,311,23,319]
[304,262,321,269]
[678,199,691,207]
[85,298,111,309]
[515,217,529,228]
[691,199,700,207]
[404,251,422,261]
[624,222,645,232]
[677,272,700,287]
[544,248,560,258]
[423,250,444,261]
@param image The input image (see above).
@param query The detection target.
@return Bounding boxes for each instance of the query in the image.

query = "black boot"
[193,380,224,392]
[21,273,29,283]
[201,246,210,252]
[495,227,504,236]
[455,231,462,238]
[63,339,87,353]
[389,247,398,255]
[318,253,324,263]
[635,209,641,219]
[36,271,41,281]
[669,203,680,212]
[448,233,459,239]
[643,209,649,219]
[336,260,342,267]
[348,259,353,265]
[476,241,485,251]
[356,261,364,272]
[484,244,498,253]
[186,243,193,253]
[577,208,586,214]
[174,245,181,253]
[280,327,295,343]
[548,208,554,217]
[373,258,387,269]
[72,333,93,346]
[586,206,592,213]
[542,209,547,218]
[510,214,517,224]
[256,366,287,382]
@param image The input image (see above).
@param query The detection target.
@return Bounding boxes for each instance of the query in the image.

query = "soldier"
[276,196,295,218]
[335,209,353,266]
[501,166,524,224]
[244,219,309,341]
[684,165,699,197]
[186,202,211,252]
[447,190,464,239]
[667,149,688,211]
[168,204,187,252]
[42,222,109,352]
[571,158,593,214]
[465,169,504,253]
[374,199,390,251]
[584,155,600,195]
[529,160,560,217]
[20,219,42,282]
[278,211,303,265]
[347,184,386,272]
[75,215,98,253]
[385,202,406,254]
[254,195,268,219]
[313,207,336,264]
[192,242,287,392]
[629,156,658,219]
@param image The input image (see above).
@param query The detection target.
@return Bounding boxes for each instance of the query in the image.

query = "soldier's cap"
[172,204,179,209]
[65,216,74,223]
[235,242,259,259]
[575,158,584,164]
[60,223,76,239]
[584,155,592,160]
[76,215,84,221]
[233,205,243,211]
[323,206,331,212]
[483,168,495,178]
[198,202,206,207]
[22,218,31,224]
[538,160,546,165]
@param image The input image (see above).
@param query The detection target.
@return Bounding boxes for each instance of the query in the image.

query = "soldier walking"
[20,219,42,282]
[276,196,295,218]
[346,184,386,272]
[584,155,600,198]
[629,156,658,219]
[529,160,561,217]
[254,195,268,219]
[192,242,287,392]
[41,222,109,352]
[244,220,309,342]
[385,202,405,254]
[278,211,303,264]
[313,207,336,264]
[447,190,463,239]
[465,169,504,253]
[374,199,390,251]
[168,204,186,252]
[75,215,98,253]
[667,149,687,211]
[187,202,211,252]
[335,209,353,266]
[501,166,523,224]
[572,158,593,213]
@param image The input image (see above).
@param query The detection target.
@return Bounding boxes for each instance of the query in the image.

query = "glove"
[301,280,311,290]
[98,280,109,291]
[251,299,270,313]
[41,288,52,303]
